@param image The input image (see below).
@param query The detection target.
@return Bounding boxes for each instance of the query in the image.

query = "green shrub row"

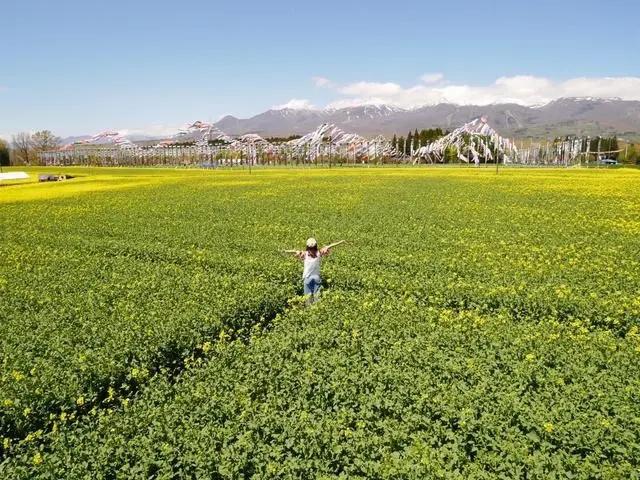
[3,292,638,478]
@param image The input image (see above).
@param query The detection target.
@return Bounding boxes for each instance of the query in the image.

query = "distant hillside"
[212,99,640,140]
[59,98,640,144]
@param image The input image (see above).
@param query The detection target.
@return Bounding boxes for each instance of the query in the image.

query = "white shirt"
[302,251,321,280]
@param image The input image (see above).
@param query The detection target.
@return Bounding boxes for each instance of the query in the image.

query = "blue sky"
[1,0,639,138]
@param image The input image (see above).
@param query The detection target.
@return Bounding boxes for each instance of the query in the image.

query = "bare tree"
[32,130,61,152]
[11,132,34,165]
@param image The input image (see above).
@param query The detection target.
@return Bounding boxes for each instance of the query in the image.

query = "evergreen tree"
[610,137,619,158]
[590,136,619,159]
[625,144,639,164]
[0,139,9,167]
[392,127,447,153]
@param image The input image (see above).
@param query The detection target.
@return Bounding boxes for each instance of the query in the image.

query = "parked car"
[597,158,619,165]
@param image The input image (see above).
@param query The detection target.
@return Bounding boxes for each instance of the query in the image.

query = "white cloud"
[325,97,397,110]
[312,76,333,87]
[272,98,316,110]
[556,76,640,99]
[320,75,640,109]
[419,73,444,84]
[339,81,403,97]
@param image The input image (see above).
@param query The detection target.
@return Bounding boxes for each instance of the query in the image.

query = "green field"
[1,167,639,478]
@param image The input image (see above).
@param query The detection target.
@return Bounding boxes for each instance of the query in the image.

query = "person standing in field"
[295,238,329,304]
[283,238,345,304]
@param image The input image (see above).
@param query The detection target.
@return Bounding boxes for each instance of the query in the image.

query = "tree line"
[553,135,640,163]
[1,129,638,166]
[554,135,620,157]
[391,128,448,155]
[265,134,302,144]
[1,130,62,165]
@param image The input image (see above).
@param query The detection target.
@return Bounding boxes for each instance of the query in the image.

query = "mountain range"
[62,98,640,144]
[215,99,640,140]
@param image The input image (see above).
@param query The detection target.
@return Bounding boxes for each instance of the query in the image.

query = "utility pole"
[625,142,629,162]
[585,136,590,166]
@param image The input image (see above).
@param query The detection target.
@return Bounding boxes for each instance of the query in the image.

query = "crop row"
[318,171,640,332]
[2,291,638,478]
[0,178,299,447]
[1,167,639,472]
[0,245,294,444]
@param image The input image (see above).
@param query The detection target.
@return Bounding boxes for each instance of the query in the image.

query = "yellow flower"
[544,423,554,433]
[32,452,43,465]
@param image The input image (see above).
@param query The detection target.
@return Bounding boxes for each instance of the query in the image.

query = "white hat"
[306,237,317,248]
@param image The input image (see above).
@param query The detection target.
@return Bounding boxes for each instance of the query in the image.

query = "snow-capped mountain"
[212,98,640,139]
[60,133,164,146]
[62,98,640,144]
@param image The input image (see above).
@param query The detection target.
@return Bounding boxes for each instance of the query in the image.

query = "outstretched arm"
[323,240,345,250]
[321,240,345,255]
[282,249,305,259]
